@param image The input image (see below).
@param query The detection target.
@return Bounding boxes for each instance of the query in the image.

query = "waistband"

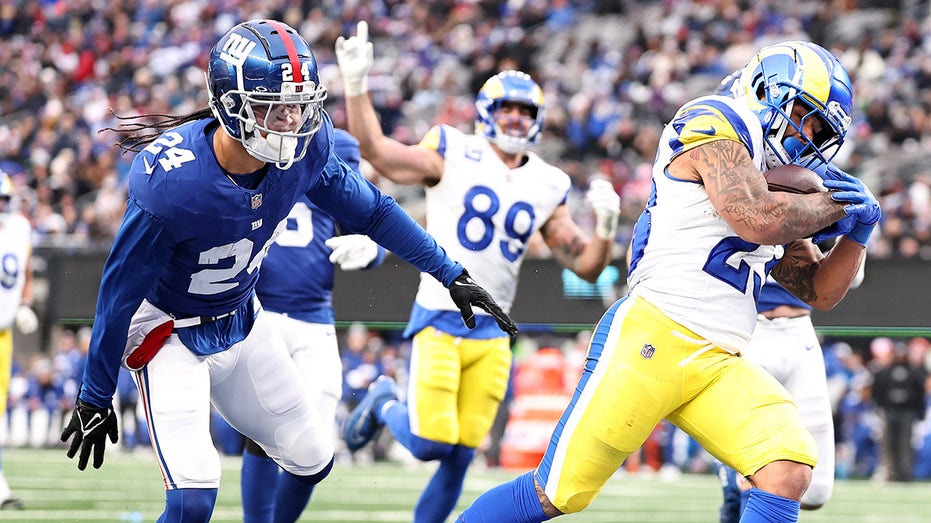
[171,309,237,329]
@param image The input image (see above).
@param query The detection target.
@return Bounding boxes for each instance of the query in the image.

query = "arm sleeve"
[79,199,176,408]
[309,156,462,287]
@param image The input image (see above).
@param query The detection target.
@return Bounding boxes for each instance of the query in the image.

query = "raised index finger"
[356,20,368,44]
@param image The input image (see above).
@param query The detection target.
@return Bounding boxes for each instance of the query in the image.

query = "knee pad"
[276,424,335,476]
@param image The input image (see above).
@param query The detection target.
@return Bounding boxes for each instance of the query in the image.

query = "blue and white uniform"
[80,116,461,491]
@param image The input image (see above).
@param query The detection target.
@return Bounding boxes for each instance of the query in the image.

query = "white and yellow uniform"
[0,212,32,414]
[405,124,570,447]
[536,95,817,513]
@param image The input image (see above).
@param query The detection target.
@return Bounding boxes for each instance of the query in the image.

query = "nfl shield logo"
[640,343,656,359]
[251,193,263,209]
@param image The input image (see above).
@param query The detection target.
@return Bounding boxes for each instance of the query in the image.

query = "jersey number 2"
[702,236,778,301]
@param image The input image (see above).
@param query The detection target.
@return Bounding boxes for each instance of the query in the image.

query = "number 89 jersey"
[413,124,570,316]
[627,95,782,353]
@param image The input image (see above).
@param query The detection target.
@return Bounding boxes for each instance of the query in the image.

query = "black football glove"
[448,269,519,337]
[61,398,119,470]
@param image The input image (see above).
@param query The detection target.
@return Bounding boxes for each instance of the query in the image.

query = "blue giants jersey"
[82,115,462,407]
[756,277,810,313]
[256,129,379,324]
[256,198,338,323]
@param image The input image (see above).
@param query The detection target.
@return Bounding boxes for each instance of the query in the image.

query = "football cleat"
[343,375,397,452]
[0,497,24,510]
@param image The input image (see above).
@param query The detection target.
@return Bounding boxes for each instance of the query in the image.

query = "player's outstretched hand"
[61,398,119,470]
[448,270,518,337]
[586,179,621,240]
[335,21,373,97]
[819,170,882,246]
[325,234,380,271]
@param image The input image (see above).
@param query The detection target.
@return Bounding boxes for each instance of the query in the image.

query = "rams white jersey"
[414,125,571,315]
[0,213,31,328]
[627,95,783,353]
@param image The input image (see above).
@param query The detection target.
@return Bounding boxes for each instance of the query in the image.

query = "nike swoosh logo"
[694,126,716,136]
[81,412,106,435]
[142,156,156,175]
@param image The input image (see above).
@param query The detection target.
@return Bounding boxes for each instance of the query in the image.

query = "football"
[764,164,827,194]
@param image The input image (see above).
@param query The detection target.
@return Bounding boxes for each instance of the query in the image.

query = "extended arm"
[336,21,444,186]
[63,199,173,470]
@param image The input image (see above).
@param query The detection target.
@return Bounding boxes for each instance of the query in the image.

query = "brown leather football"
[764,164,827,194]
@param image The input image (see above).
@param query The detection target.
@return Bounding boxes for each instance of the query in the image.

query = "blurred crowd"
[0,0,929,259]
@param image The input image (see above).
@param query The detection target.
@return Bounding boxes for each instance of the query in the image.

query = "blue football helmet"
[475,70,545,154]
[206,19,327,169]
[735,41,853,169]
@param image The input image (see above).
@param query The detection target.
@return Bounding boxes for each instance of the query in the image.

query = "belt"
[171,309,236,328]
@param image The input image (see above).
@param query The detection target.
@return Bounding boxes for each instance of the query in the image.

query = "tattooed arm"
[771,235,867,310]
[669,140,847,245]
[540,203,614,283]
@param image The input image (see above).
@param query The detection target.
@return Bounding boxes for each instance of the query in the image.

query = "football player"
[58,19,515,523]
[456,40,880,523]
[238,128,385,523]
[0,171,35,511]
[335,21,621,523]
[713,71,866,521]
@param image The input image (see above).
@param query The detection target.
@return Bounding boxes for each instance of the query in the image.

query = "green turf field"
[1,447,926,522]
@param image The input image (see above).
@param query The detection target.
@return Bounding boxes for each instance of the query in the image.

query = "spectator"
[871,341,928,482]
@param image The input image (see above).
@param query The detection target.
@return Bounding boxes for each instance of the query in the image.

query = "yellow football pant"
[535,295,816,514]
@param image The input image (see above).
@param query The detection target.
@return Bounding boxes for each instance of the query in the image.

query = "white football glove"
[15,304,38,334]
[325,235,380,271]
[586,179,621,240]
[335,21,373,97]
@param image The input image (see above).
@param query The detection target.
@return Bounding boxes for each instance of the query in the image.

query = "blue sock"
[380,400,415,449]
[739,488,751,515]
[242,450,279,523]
[157,488,218,523]
[740,488,800,523]
[415,445,475,523]
[273,471,314,523]
[718,465,741,523]
[456,470,549,523]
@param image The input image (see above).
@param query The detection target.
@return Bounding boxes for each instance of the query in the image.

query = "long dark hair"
[102,108,214,152]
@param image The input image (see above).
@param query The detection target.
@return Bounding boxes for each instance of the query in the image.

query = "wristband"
[343,76,368,97]
[846,221,875,246]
